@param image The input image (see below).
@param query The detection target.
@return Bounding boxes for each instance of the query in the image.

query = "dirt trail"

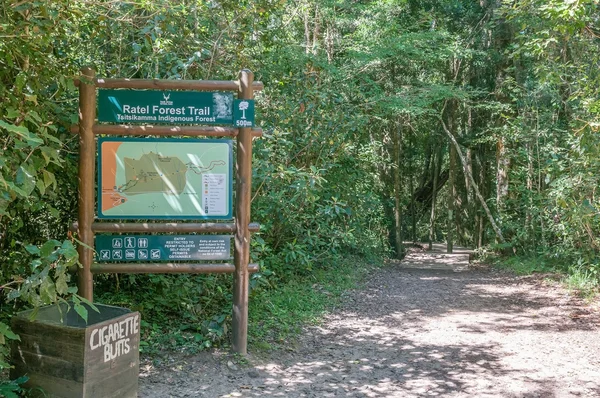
[139,247,600,397]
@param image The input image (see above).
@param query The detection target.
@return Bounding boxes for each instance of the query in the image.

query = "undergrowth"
[485,251,600,299]
[563,270,600,300]
[248,255,378,351]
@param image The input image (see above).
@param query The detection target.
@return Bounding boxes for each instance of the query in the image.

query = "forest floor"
[139,245,600,397]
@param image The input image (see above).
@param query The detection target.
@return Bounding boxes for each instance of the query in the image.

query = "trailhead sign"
[74,68,260,355]
[98,90,234,125]
[98,137,232,219]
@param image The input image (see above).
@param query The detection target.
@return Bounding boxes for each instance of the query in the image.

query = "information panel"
[98,138,232,220]
[98,90,234,125]
[95,235,231,262]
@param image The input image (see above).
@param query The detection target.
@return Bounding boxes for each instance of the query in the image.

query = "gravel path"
[139,247,600,397]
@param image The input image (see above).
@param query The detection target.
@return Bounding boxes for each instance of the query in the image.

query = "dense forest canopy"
[1,0,599,388]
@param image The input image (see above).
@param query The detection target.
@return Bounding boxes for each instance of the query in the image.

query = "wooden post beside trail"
[77,67,96,301]
[233,70,254,355]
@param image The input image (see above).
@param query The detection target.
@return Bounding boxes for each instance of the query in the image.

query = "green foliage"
[0,321,20,372]
[0,376,28,398]
[96,273,234,354]
[0,0,84,380]
[248,255,378,350]
[6,240,79,306]
[0,238,80,376]
[491,255,560,276]
[488,0,600,274]
[490,254,599,299]
[564,268,600,300]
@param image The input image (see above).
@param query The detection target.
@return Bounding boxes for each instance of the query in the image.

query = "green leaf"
[60,239,76,252]
[0,322,19,341]
[78,295,100,314]
[0,376,27,397]
[40,146,62,165]
[55,273,69,295]
[24,94,38,105]
[6,289,21,301]
[40,239,61,257]
[25,244,41,255]
[12,376,29,385]
[15,164,36,195]
[4,181,28,198]
[0,120,43,148]
[0,386,20,398]
[27,308,39,322]
[49,206,60,218]
[58,239,79,266]
[30,259,42,271]
[42,170,56,190]
[74,302,88,323]
[5,108,19,118]
[26,110,42,123]
[39,278,57,303]
[0,120,28,135]
[36,179,46,195]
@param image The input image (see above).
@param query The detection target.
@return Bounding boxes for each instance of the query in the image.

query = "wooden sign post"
[233,71,253,353]
[75,68,263,354]
[77,67,97,301]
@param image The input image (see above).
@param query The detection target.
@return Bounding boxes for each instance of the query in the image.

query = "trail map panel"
[98,138,232,219]
[97,90,234,125]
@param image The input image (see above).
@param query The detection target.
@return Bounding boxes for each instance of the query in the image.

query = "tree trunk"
[478,214,485,248]
[429,144,441,250]
[325,24,334,62]
[409,143,416,243]
[419,138,432,191]
[445,99,458,253]
[440,108,505,243]
[465,108,474,205]
[526,141,534,238]
[496,137,510,215]
[448,142,456,253]
[304,6,311,54]
[312,5,320,55]
[476,146,487,248]
[393,127,404,258]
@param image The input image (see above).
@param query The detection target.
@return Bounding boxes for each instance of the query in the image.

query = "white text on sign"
[89,314,140,362]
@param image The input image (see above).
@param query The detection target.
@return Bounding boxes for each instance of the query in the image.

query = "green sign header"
[98,90,234,125]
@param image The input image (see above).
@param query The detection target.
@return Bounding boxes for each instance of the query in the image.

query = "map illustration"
[98,138,232,219]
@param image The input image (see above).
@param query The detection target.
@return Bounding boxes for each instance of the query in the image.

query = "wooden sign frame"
[74,68,263,354]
